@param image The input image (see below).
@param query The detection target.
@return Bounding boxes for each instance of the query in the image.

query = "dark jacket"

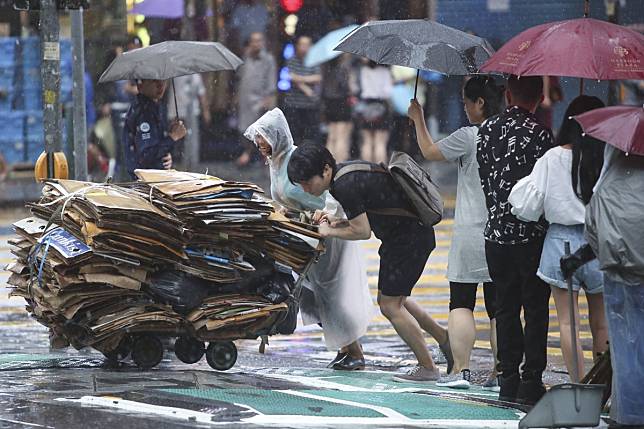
[123,94,175,179]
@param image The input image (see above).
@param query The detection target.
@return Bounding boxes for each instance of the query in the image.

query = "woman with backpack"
[407,76,505,389]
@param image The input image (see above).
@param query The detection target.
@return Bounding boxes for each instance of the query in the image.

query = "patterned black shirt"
[476,106,554,244]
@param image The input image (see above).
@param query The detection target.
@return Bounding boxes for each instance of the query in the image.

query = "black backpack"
[334,151,443,227]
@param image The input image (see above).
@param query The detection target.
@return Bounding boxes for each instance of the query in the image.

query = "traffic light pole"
[71,7,87,180]
[39,0,62,178]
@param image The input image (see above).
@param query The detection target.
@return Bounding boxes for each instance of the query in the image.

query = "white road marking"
[56,395,522,428]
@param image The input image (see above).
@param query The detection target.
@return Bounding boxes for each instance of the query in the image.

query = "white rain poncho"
[245,108,374,350]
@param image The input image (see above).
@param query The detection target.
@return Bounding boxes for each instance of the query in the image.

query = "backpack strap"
[333,163,417,220]
[333,162,387,182]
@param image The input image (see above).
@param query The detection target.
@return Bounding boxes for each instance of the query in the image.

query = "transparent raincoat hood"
[244,108,324,212]
[244,108,293,170]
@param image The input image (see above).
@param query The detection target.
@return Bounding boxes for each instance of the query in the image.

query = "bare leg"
[336,121,353,161]
[586,293,609,361]
[447,308,476,373]
[404,299,448,345]
[374,130,389,164]
[551,286,584,381]
[379,293,436,369]
[326,122,338,158]
[360,130,374,162]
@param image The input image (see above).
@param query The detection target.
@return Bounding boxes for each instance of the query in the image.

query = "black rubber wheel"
[102,335,132,362]
[174,336,205,364]
[205,341,237,371]
[131,335,164,369]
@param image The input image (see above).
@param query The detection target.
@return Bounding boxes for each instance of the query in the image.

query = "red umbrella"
[574,105,644,155]
[480,18,644,80]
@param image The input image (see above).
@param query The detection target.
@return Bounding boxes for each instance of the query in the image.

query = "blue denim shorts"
[537,223,603,294]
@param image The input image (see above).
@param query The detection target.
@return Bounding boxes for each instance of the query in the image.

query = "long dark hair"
[557,95,606,204]
[463,76,505,119]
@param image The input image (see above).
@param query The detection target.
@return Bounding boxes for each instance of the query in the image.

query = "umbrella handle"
[172,78,179,121]
[413,69,420,99]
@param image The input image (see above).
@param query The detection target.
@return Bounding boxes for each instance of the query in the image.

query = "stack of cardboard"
[5,170,321,353]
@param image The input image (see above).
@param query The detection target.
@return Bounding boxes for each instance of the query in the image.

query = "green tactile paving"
[313,391,521,421]
[260,368,498,397]
[162,388,383,417]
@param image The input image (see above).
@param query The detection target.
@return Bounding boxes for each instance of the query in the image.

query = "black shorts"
[323,97,352,122]
[378,225,435,297]
[449,281,497,319]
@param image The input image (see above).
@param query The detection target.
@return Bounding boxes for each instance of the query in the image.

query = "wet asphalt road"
[0,162,606,428]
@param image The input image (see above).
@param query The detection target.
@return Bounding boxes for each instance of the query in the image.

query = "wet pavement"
[0,169,608,428]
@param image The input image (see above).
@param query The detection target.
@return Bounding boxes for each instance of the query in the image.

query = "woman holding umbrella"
[244,108,374,370]
[407,76,504,389]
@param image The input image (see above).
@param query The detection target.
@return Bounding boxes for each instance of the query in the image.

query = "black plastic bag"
[147,270,215,314]
[258,271,294,304]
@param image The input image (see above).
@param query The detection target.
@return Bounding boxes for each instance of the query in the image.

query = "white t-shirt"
[509,146,586,225]
[359,66,393,100]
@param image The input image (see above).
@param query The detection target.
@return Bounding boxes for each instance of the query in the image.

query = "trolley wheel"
[205,341,237,371]
[102,335,132,362]
[174,336,205,364]
[131,335,164,369]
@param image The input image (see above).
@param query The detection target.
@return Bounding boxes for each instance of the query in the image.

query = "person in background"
[93,103,118,178]
[322,54,354,162]
[84,71,96,130]
[283,35,322,146]
[245,109,373,370]
[167,74,210,128]
[621,79,644,105]
[224,0,269,55]
[534,76,563,131]
[0,152,7,182]
[123,79,186,178]
[509,95,609,382]
[408,76,503,390]
[562,144,644,428]
[166,73,211,168]
[477,75,553,406]
[355,59,393,164]
[288,144,451,383]
[236,32,277,167]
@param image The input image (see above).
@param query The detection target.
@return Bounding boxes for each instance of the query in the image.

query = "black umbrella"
[99,41,243,118]
[334,19,495,98]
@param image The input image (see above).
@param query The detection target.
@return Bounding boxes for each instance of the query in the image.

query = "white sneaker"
[436,369,471,389]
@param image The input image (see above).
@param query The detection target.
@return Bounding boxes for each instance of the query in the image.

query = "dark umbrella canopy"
[99,41,243,83]
[575,105,644,156]
[334,19,495,76]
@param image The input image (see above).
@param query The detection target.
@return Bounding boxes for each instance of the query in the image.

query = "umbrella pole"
[413,69,420,99]
[172,78,179,121]
[578,0,590,95]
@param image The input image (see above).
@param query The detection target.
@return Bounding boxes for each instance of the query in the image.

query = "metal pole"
[579,0,590,95]
[40,0,62,178]
[71,8,88,181]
